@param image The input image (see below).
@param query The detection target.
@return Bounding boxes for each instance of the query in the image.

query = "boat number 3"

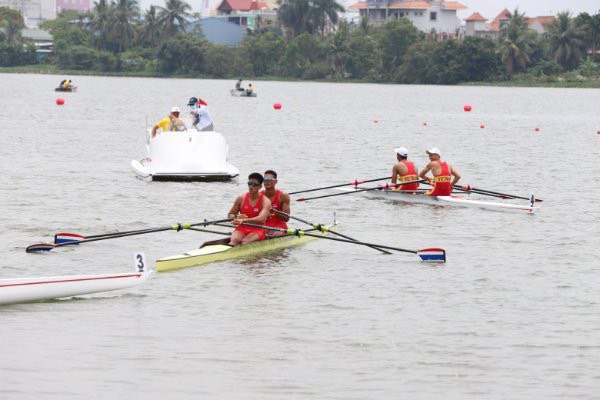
[133,252,147,273]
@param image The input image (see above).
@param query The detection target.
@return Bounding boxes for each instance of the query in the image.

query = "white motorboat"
[230,89,257,97]
[131,130,239,181]
[0,253,153,305]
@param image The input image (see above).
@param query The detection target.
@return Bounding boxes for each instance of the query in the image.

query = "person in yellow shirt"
[151,107,184,138]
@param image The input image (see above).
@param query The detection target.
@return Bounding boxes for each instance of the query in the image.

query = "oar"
[26,218,233,253]
[271,209,391,255]
[289,176,392,195]
[296,180,426,202]
[231,222,446,263]
[54,227,169,244]
[454,184,543,202]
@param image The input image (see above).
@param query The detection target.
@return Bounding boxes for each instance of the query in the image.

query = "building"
[188,17,245,47]
[0,0,56,27]
[465,9,556,39]
[56,0,90,13]
[348,0,467,36]
[21,27,53,59]
[214,0,277,30]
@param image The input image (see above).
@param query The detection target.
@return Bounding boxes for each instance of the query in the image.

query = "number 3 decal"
[133,252,147,273]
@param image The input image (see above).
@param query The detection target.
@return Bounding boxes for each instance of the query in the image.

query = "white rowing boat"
[344,187,538,213]
[0,253,152,305]
[230,89,257,97]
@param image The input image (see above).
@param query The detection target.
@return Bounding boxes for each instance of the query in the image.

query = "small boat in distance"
[131,130,240,181]
[55,86,77,92]
[230,89,257,97]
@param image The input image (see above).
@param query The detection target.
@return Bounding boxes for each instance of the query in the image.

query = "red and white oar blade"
[26,243,56,253]
[417,248,446,263]
[54,233,85,244]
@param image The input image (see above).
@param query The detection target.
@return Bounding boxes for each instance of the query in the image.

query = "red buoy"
[373,120,379,123]
[480,124,485,129]
[422,122,427,126]
[534,127,540,132]
[56,98,65,106]
[273,103,282,110]
[464,105,472,112]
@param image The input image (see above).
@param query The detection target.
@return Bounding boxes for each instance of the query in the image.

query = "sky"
[139,0,600,19]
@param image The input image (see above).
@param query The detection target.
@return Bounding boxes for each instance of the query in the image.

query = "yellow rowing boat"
[157,229,331,272]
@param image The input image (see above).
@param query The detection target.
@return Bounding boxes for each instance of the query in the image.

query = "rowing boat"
[230,89,257,97]
[157,230,329,272]
[344,187,538,213]
[0,253,152,305]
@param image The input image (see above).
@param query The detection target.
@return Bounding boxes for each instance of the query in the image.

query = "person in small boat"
[235,79,244,91]
[59,79,66,88]
[418,147,461,196]
[228,172,272,245]
[246,83,254,96]
[187,97,214,131]
[391,147,420,191]
[261,170,290,234]
[151,107,185,138]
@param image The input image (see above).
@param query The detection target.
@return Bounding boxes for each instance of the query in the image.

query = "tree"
[497,8,536,76]
[280,32,327,77]
[138,5,161,47]
[277,0,310,37]
[546,12,586,70]
[329,19,350,77]
[306,0,344,35]
[574,12,600,57]
[377,18,419,79]
[278,0,344,37]
[90,0,112,50]
[107,0,139,52]
[241,31,286,76]
[157,0,192,38]
[0,7,25,44]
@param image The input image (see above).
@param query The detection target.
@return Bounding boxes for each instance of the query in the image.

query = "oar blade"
[26,243,56,253]
[55,233,86,244]
[417,248,446,263]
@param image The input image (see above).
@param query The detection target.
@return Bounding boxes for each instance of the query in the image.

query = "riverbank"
[2,64,600,88]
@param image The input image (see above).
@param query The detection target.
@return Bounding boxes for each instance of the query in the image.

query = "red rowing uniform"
[426,161,452,196]
[261,189,288,230]
[396,161,419,191]
[235,193,266,240]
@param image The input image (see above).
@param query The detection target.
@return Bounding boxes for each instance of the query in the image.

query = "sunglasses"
[247,181,260,187]
[263,178,275,182]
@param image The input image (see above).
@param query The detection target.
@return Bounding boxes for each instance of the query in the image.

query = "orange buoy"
[464,105,472,112]
[273,103,282,110]
[56,98,65,106]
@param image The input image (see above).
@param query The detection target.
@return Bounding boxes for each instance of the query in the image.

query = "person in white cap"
[419,147,461,196]
[151,106,186,138]
[391,147,420,191]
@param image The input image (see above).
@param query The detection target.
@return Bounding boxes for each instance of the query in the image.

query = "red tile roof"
[494,8,512,21]
[465,12,487,21]
[443,1,467,10]
[526,16,556,27]
[217,0,268,11]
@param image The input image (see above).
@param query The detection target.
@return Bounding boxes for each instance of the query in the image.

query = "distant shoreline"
[2,64,599,89]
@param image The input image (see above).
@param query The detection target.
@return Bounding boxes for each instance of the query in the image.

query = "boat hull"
[0,271,152,305]
[230,89,257,97]
[157,232,325,272]
[131,131,239,181]
[351,188,537,213]
[55,87,77,92]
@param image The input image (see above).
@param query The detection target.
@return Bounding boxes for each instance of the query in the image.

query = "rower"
[260,170,290,234]
[391,147,419,191]
[227,172,272,245]
[418,147,461,196]
[235,79,244,91]
[246,83,254,96]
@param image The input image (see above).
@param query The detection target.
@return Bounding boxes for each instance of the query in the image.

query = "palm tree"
[497,8,535,76]
[307,0,344,35]
[90,0,112,50]
[278,0,344,37]
[157,0,192,38]
[277,0,310,37]
[138,5,161,47]
[0,7,25,44]
[546,12,586,70]
[108,0,139,52]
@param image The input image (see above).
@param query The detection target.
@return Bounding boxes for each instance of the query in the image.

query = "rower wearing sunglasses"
[227,172,272,245]
[261,170,290,234]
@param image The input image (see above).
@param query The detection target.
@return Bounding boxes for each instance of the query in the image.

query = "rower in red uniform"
[261,170,290,234]
[391,147,420,191]
[418,147,461,196]
[227,172,272,245]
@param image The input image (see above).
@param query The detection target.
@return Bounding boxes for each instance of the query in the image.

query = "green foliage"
[156,34,206,74]
[546,12,586,70]
[576,57,600,76]
[376,18,419,79]
[0,42,37,66]
[57,45,97,70]
[280,33,327,77]
[0,6,25,44]
[241,31,286,76]
[345,31,379,79]
[96,50,119,71]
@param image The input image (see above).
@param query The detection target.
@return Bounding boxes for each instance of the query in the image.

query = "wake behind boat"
[131,130,239,181]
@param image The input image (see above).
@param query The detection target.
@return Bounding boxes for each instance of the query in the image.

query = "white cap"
[395,147,408,157]
[171,106,180,113]
[426,147,441,156]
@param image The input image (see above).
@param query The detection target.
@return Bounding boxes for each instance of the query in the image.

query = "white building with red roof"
[464,8,556,39]
[348,0,467,36]
[214,0,276,30]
